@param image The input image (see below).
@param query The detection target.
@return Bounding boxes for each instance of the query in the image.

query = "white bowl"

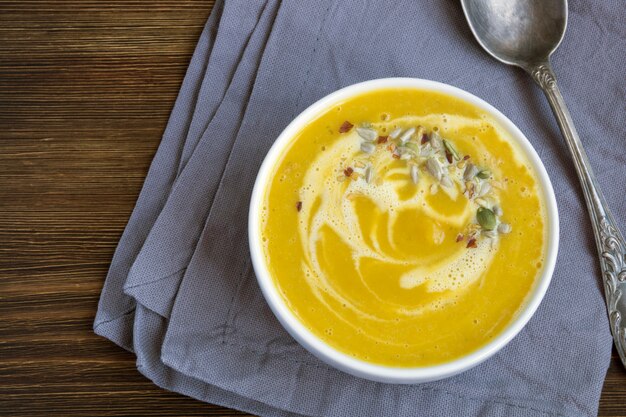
[249,78,559,384]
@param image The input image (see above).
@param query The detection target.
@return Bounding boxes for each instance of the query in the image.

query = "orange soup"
[260,88,547,367]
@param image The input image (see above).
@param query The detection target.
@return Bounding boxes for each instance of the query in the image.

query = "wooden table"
[1,1,625,415]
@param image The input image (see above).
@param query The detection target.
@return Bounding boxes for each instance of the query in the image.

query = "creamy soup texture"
[261,88,547,367]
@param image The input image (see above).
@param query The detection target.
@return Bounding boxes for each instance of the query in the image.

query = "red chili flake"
[392,153,400,160]
[466,238,477,248]
[445,149,453,164]
[296,201,302,212]
[456,233,464,243]
[387,143,396,152]
[339,121,354,133]
[420,133,430,144]
[377,135,389,144]
[463,154,470,161]
[343,167,354,177]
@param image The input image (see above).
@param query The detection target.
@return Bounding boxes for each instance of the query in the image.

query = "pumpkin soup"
[260,88,547,367]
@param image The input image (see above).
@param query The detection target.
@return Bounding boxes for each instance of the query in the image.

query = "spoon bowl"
[461,0,567,68]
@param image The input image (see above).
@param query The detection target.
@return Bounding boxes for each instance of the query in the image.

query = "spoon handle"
[528,62,626,366]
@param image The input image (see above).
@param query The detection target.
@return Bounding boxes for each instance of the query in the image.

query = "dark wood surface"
[1,1,625,416]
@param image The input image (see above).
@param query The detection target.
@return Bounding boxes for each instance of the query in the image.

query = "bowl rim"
[248,77,559,384]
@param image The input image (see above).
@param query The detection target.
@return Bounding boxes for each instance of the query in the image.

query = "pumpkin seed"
[478,181,491,197]
[483,230,498,239]
[425,158,442,181]
[430,131,443,150]
[477,207,497,230]
[477,169,491,179]
[360,142,376,154]
[419,143,433,158]
[405,142,420,154]
[356,127,377,142]
[410,164,419,184]
[397,146,415,156]
[440,175,453,188]
[365,165,373,184]
[498,222,512,234]
[463,163,479,181]
[443,139,460,161]
[389,127,402,139]
[399,127,416,144]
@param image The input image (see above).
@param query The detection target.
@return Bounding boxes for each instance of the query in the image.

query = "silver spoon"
[461,0,626,365]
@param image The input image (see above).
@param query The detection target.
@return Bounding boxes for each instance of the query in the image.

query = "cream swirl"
[296,115,500,326]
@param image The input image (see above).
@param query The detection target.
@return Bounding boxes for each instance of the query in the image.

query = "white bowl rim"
[248,77,559,384]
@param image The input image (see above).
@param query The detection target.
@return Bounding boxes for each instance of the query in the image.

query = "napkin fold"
[95,1,626,416]
[177,0,270,175]
[124,0,278,318]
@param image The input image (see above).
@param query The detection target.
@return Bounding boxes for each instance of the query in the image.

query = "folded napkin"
[95,1,626,416]
[94,0,270,335]
[124,0,274,318]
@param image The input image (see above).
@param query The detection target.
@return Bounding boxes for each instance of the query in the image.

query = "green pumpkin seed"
[477,207,497,230]
[404,142,420,153]
[477,169,491,179]
[443,139,460,161]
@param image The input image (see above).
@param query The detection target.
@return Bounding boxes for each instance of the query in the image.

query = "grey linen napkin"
[97,0,626,416]
[94,0,270,341]
[99,1,293,411]
[132,305,301,416]
[176,0,270,176]
[123,0,277,318]
[161,1,625,416]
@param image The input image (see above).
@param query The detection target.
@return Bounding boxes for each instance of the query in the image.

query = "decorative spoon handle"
[528,61,626,366]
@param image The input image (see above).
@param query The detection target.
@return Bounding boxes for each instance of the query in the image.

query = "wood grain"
[0,1,625,416]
